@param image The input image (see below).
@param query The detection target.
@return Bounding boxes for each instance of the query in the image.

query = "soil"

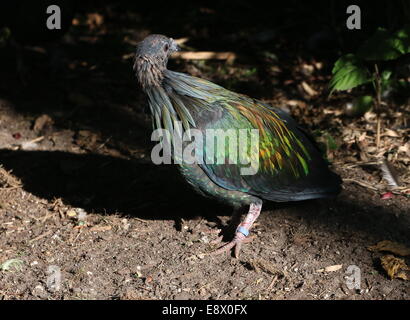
[0,2,409,300]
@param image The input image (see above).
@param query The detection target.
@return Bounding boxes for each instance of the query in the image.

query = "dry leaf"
[380,192,394,200]
[301,81,318,96]
[66,209,77,217]
[384,129,399,137]
[398,143,410,157]
[364,111,376,122]
[86,13,104,30]
[76,130,99,150]
[317,264,343,272]
[33,114,53,133]
[368,240,410,256]
[286,100,306,109]
[301,63,314,75]
[250,258,283,276]
[380,255,409,280]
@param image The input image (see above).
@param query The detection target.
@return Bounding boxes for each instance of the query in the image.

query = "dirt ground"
[0,3,409,300]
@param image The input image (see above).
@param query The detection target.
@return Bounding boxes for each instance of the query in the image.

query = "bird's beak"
[170,39,180,52]
[173,44,181,52]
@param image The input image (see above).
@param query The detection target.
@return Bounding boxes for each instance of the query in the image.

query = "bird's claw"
[210,232,254,258]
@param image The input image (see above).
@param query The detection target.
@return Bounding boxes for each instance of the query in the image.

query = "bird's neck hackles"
[134,55,166,89]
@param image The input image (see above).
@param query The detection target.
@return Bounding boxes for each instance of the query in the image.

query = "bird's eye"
[164,44,169,52]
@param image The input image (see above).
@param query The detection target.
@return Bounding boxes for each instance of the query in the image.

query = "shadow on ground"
[1,149,409,247]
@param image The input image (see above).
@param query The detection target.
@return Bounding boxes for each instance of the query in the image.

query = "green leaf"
[352,95,373,116]
[357,27,409,61]
[381,69,394,93]
[381,70,392,81]
[0,27,11,47]
[394,24,410,54]
[325,134,338,151]
[329,54,372,93]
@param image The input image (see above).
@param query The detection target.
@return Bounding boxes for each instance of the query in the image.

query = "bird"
[133,34,342,258]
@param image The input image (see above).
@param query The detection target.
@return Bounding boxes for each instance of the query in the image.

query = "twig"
[27,136,45,144]
[135,217,149,223]
[267,275,279,291]
[343,178,379,191]
[339,160,381,169]
[374,64,382,150]
[97,136,112,150]
[172,51,236,63]
[29,230,52,243]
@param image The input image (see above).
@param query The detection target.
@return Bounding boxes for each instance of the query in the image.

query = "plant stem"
[374,64,382,151]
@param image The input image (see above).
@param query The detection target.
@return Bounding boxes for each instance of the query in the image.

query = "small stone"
[32,285,47,299]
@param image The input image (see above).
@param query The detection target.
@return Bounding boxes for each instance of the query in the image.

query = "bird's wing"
[197,96,341,201]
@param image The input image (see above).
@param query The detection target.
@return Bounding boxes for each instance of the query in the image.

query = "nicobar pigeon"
[133,34,342,258]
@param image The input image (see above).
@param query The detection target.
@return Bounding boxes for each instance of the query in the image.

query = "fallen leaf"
[250,258,283,276]
[398,143,410,157]
[384,129,399,137]
[86,13,104,30]
[301,63,314,75]
[317,264,343,273]
[301,81,318,96]
[76,130,99,150]
[380,192,394,200]
[66,209,77,217]
[286,100,306,109]
[364,111,377,122]
[368,240,410,256]
[380,255,409,280]
[33,114,53,133]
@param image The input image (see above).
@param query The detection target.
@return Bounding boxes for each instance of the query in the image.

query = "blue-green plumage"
[134,34,342,257]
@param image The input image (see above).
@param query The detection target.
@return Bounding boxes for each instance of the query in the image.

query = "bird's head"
[133,34,179,88]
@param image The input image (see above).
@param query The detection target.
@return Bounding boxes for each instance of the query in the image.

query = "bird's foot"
[210,202,262,258]
[210,230,255,258]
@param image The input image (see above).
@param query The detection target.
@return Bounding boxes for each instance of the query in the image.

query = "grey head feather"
[134,34,179,88]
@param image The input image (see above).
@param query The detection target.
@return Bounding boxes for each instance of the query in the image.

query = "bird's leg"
[211,201,262,258]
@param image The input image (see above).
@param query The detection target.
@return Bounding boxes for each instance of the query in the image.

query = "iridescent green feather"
[154,70,312,180]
